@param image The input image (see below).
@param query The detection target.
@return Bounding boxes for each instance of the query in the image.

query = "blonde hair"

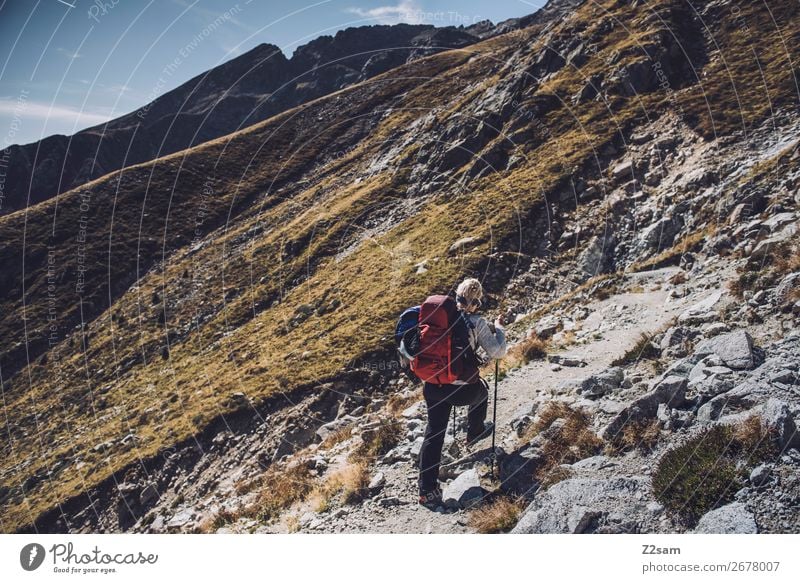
[456,277,483,309]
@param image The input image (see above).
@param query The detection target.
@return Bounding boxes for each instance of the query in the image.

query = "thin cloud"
[345,0,427,24]
[0,99,111,126]
[56,47,82,60]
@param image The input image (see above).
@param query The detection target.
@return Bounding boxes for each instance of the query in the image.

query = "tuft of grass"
[285,514,301,533]
[521,402,603,486]
[629,228,712,273]
[321,425,354,450]
[349,419,404,464]
[511,333,548,363]
[468,496,525,533]
[310,462,370,508]
[387,390,422,416]
[652,417,778,526]
[247,462,316,522]
[606,418,662,454]
[611,332,661,366]
[198,506,243,533]
[731,240,800,302]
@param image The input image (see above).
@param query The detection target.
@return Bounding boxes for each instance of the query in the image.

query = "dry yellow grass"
[605,419,662,455]
[468,496,525,533]
[387,389,422,416]
[309,462,371,509]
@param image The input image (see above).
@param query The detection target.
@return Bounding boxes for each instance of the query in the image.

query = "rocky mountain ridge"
[1,19,528,215]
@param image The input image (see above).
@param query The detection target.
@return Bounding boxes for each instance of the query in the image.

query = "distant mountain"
[0,21,504,215]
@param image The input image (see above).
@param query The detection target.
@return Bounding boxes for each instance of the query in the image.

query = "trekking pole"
[452,407,457,440]
[491,359,499,479]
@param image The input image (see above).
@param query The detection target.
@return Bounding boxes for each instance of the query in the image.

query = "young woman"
[418,277,507,509]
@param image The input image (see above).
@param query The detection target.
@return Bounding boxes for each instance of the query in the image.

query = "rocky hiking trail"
[269,260,752,534]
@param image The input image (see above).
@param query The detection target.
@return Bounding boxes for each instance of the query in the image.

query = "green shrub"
[652,417,777,525]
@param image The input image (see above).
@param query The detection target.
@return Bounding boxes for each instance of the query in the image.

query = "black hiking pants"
[418,379,488,493]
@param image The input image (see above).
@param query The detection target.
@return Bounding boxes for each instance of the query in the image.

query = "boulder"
[166,508,196,531]
[759,398,800,451]
[693,502,757,534]
[660,326,689,354]
[679,289,725,323]
[535,316,561,339]
[315,415,357,441]
[576,235,616,282]
[498,447,542,498]
[693,330,756,370]
[368,472,386,491]
[775,272,800,305]
[577,367,624,398]
[749,464,771,487]
[611,160,634,181]
[511,477,648,533]
[600,375,687,440]
[442,469,487,509]
[697,382,759,423]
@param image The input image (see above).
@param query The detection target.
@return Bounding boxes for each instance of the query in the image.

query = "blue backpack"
[394,305,420,361]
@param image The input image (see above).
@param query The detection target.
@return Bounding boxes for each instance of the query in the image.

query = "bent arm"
[474,317,507,359]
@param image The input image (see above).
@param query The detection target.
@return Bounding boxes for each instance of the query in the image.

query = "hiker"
[415,277,507,509]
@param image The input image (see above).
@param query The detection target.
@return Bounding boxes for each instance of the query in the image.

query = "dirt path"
[293,263,737,533]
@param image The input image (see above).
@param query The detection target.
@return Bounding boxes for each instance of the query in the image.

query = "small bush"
[652,417,777,525]
[468,496,525,533]
[730,240,799,300]
[198,506,243,532]
[514,334,548,363]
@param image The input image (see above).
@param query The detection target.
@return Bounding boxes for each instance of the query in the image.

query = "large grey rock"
[749,464,771,487]
[511,477,648,533]
[679,289,725,323]
[442,469,487,509]
[499,447,542,498]
[578,367,624,398]
[166,508,196,531]
[315,415,356,441]
[693,502,757,534]
[760,398,799,450]
[576,235,615,282]
[535,316,561,339]
[697,382,759,422]
[660,326,689,356]
[693,330,756,370]
[601,376,687,440]
[775,272,800,305]
[636,216,682,253]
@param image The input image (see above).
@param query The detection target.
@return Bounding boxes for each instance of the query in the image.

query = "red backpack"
[407,295,480,385]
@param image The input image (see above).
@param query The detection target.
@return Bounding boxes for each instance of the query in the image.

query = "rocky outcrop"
[512,477,651,533]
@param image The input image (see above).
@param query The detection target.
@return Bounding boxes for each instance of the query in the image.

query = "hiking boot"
[466,422,494,447]
[418,488,443,509]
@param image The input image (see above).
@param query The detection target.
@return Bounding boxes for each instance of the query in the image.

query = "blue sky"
[0,0,545,146]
